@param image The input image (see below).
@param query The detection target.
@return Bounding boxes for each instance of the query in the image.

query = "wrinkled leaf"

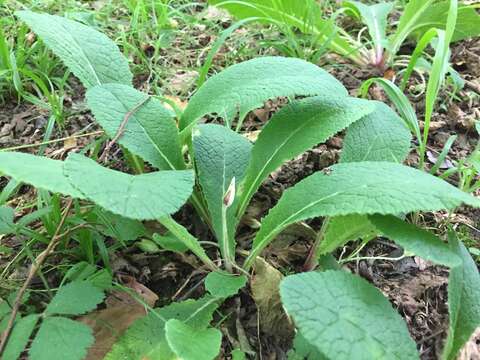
[86,84,184,170]
[280,271,419,359]
[64,153,194,220]
[247,161,480,268]
[341,102,411,163]
[193,124,252,258]
[180,57,347,132]
[238,96,374,218]
[0,152,84,199]
[16,11,132,88]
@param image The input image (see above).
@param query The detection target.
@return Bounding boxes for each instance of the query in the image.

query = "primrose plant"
[1,11,479,360]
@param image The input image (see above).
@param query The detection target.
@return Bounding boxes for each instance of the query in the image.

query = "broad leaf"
[0,206,15,235]
[205,272,247,298]
[86,84,184,170]
[207,0,357,60]
[408,2,480,43]
[344,1,393,64]
[442,234,480,360]
[280,271,419,359]
[16,11,132,88]
[390,0,435,55]
[64,153,194,220]
[29,317,94,360]
[45,281,105,316]
[106,297,218,360]
[0,152,84,199]
[389,0,478,56]
[237,96,374,218]
[341,102,411,163]
[193,124,252,258]
[180,57,347,133]
[246,161,480,268]
[165,319,222,360]
[318,215,376,255]
[321,102,411,256]
[3,314,39,360]
[369,214,461,268]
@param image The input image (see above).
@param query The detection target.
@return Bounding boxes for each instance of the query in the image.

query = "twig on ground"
[0,199,74,355]
[99,97,151,163]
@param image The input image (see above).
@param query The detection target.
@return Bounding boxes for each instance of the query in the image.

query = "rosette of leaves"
[0,11,479,359]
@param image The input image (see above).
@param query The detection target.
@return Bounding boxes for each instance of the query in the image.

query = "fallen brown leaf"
[80,276,158,360]
[250,258,294,339]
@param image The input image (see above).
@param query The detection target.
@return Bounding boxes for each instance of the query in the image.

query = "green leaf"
[98,211,146,242]
[232,349,247,360]
[3,314,39,360]
[64,153,194,220]
[389,0,435,55]
[0,206,14,235]
[152,232,188,253]
[237,96,375,218]
[158,216,216,269]
[16,11,132,88]
[193,124,252,258]
[280,271,419,360]
[207,0,359,61]
[180,57,347,133]
[86,84,184,170]
[205,272,247,298]
[318,215,376,255]
[29,317,94,360]
[165,319,222,360]
[344,1,393,64]
[341,102,412,163]
[442,233,480,360]
[0,152,84,199]
[246,161,480,268]
[360,78,420,140]
[322,102,411,257]
[137,239,160,253]
[369,214,461,268]
[287,334,327,360]
[408,2,480,43]
[106,297,218,360]
[45,281,104,316]
[389,0,476,57]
